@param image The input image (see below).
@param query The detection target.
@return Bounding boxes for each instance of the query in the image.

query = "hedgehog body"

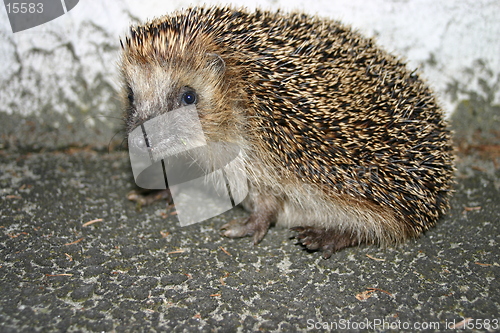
[120,6,454,258]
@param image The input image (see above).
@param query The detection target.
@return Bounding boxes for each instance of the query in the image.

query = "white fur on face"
[126,64,175,123]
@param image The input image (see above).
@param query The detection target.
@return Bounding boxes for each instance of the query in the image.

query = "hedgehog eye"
[127,86,134,105]
[181,91,197,105]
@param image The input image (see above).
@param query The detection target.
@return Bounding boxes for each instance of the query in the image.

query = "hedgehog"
[120,6,455,258]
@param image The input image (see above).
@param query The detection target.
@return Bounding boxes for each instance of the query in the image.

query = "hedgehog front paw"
[221,214,270,245]
[292,226,359,259]
[127,189,172,207]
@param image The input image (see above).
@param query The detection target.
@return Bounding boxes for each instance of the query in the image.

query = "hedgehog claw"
[221,218,255,239]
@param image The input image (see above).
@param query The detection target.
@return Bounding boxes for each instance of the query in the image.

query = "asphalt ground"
[1,114,499,331]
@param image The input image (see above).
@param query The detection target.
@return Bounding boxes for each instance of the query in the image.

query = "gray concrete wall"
[1,0,499,150]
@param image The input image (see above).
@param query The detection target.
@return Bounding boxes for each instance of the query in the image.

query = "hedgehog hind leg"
[292,226,360,259]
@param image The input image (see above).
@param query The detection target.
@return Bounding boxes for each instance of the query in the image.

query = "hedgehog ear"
[206,53,226,75]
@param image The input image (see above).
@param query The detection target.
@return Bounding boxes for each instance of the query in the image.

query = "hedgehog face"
[121,42,240,144]
[122,62,196,128]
